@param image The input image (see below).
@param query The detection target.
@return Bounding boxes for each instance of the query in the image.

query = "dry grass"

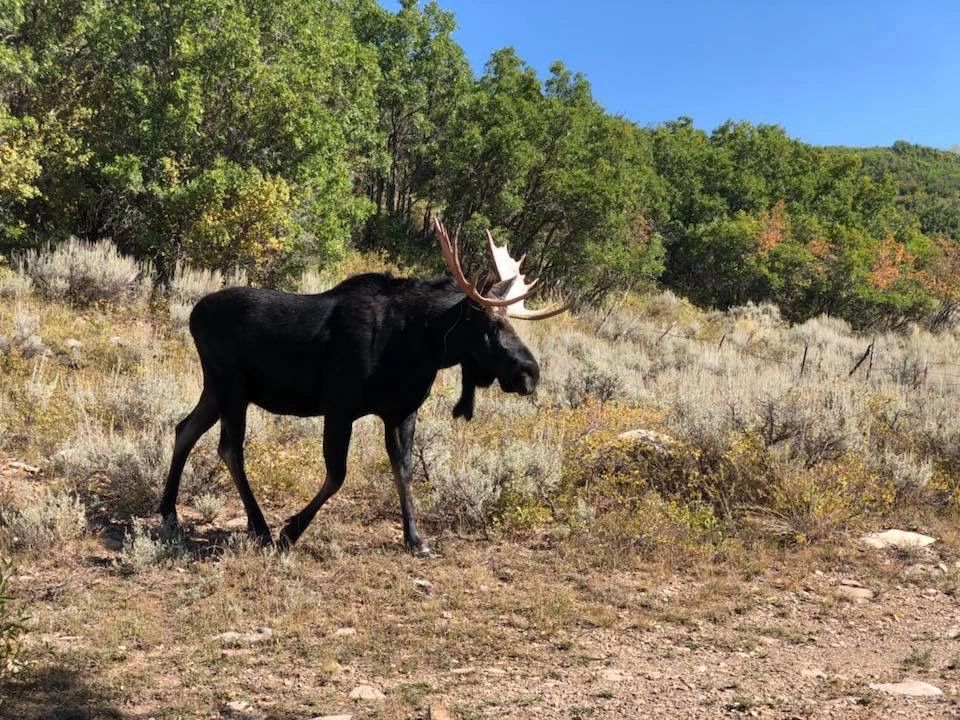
[2,242,960,717]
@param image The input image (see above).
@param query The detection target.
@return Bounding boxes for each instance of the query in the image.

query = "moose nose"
[517,371,537,396]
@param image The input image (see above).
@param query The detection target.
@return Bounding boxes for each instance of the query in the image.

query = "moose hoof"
[246,527,274,547]
[411,542,437,559]
[159,513,181,539]
[276,529,296,551]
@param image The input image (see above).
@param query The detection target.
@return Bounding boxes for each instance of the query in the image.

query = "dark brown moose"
[158,219,566,556]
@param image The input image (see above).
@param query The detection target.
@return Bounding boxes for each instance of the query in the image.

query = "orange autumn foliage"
[756,199,788,256]
[868,234,914,290]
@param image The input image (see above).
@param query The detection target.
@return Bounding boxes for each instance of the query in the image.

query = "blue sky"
[383,1,960,149]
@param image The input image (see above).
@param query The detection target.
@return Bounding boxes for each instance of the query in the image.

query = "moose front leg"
[385,413,433,557]
[452,363,476,421]
[277,416,352,549]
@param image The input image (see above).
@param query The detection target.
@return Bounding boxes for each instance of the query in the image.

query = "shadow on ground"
[0,664,126,720]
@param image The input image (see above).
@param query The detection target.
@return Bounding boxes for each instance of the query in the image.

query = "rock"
[615,429,677,454]
[861,529,936,550]
[8,461,40,474]
[412,578,433,594]
[801,668,828,679]
[321,657,343,676]
[600,668,630,682]
[450,666,475,675]
[869,680,943,697]
[310,715,351,720]
[429,702,453,720]
[349,684,385,702]
[835,585,874,603]
[333,627,356,637]
[946,625,960,640]
[225,699,260,716]
[215,627,273,646]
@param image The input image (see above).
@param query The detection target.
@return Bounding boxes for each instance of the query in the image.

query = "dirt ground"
[3,459,960,720]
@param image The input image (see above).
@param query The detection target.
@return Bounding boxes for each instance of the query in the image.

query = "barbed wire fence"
[598,319,960,391]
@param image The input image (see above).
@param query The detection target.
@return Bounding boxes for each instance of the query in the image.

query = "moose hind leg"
[385,413,432,557]
[158,389,219,532]
[218,404,272,544]
[278,416,352,549]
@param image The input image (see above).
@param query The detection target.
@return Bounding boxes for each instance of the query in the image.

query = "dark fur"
[158,273,540,553]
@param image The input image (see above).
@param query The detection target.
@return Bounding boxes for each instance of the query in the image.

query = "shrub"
[52,427,168,517]
[297,269,335,295]
[749,456,894,544]
[563,364,624,408]
[119,521,185,573]
[168,263,246,327]
[97,367,186,430]
[0,269,31,298]
[21,238,150,306]
[193,493,225,523]
[873,449,933,491]
[416,423,562,530]
[6,490,86,549]
[0,560,27,677]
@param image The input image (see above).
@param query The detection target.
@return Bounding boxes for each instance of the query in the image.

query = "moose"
[158,219,566,556]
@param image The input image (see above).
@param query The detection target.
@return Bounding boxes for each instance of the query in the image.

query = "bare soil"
[3,460,960,720]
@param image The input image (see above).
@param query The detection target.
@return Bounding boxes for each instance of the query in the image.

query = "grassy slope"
[2,258,960,717]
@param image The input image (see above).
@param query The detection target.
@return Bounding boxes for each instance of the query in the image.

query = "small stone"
[333,627,356,637]
[869,680,943,697]
[861,529,937,550]
[349,684,385,702]
[450,666,476,675]
[412,578,433,593]
[836,586,874,603]
[310,716,352,720]
[429,702,453,720]
[801,668,828,679]
[945,626,960,640]
[8,461,40,474]
[225,700,258,715]
[215,627,273,645]
[601,668,630,682]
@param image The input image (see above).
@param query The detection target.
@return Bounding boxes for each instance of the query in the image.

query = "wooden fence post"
[849,342,874,378]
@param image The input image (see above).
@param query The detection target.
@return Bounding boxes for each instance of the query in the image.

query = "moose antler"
[434,218,538,309]
[483,230,570,320]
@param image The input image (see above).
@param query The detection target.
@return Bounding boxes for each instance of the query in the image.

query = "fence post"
[799,344,809,377]
[849,342,874,378]
[656,322,675,345]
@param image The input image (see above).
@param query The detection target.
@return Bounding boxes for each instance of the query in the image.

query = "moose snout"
[504,363,539,396]
[517,370,537,395]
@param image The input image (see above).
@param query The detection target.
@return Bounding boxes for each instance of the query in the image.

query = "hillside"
[838,141,960,240]
[2,244,960,717]
[3,1,960,330]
